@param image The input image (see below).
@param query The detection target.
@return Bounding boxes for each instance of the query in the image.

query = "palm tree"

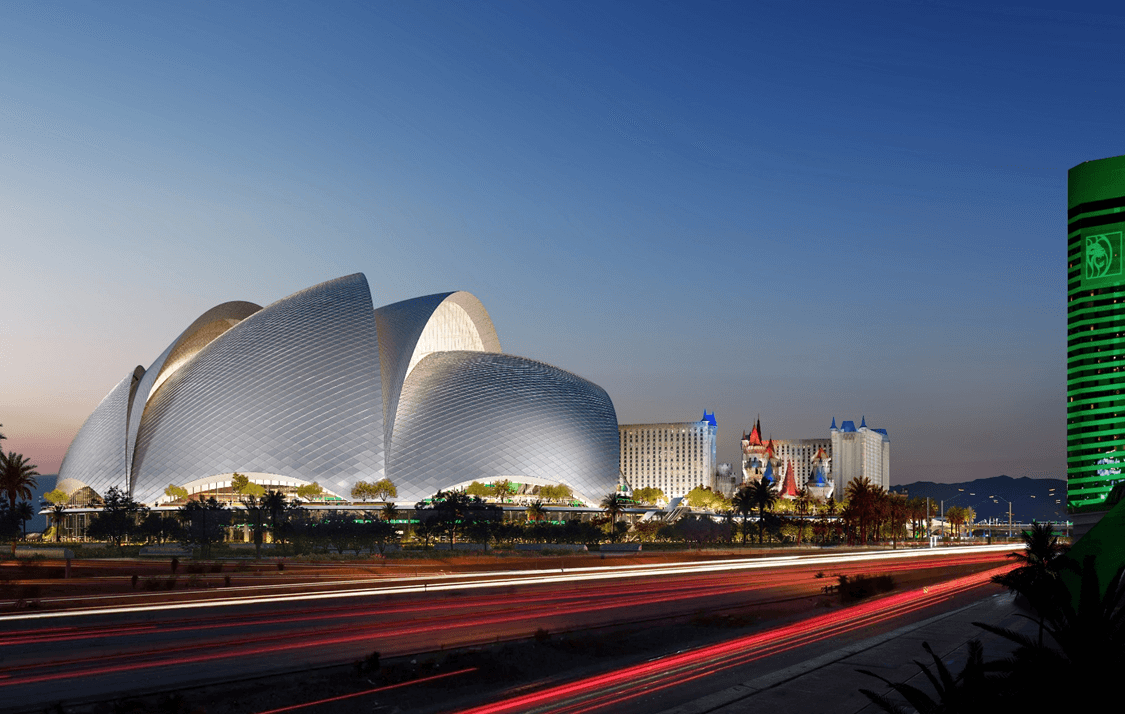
[0,452,39,513]
[526,500,546,523]
[974,556,1125,704]
[859,640,995,713]
[731,485,755,545]
[240,494,267,559]
[601,493,627,540]
[991,521,1067,643]
[51,502,67,542]
[747,478,779,544]
[886,493,908,547]
[179,496,226,559]
[262,489,288,548]
[795,487,812,544]
[14,501,34,538]
[946,506,967,540]
[380,502,399,523]
[845,477,875,544]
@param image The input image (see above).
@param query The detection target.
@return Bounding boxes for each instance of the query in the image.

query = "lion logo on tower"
[1086,233,1121,280]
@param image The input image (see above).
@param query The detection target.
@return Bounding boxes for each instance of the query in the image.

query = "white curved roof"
[389,351,619,504]
[60,274,619,507]
[131,274,385,504]
[124,301,261,491]
[56,366,144,497]
[374,291,500,450]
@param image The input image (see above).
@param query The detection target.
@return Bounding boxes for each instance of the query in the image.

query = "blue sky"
[2,1,1120,482]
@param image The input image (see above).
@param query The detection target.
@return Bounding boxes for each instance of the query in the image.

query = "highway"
[452,565,1009,714]
[0,545,1013,712]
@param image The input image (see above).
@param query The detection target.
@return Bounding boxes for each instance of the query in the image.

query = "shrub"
[837,574,895,603]
[355,650,381,678]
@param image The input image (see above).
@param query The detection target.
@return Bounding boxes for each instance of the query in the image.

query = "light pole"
[989,494,1013,539]
[941,489,965,540]
[1047,487,1068,537]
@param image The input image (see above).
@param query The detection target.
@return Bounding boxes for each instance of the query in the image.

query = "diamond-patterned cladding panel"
[388,351,620,504]
[374,291,501,451]
[57,367,142,498]
[65,274,619,507]
[125,301,261,491]
[131,274,385,504]
[125,340,175,489]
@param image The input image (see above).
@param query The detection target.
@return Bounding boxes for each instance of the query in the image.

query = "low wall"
[514,543,588,552]
[14,546,75,559]
[599,543,642,552]
[432,542,487,551]
[138,545,192,557]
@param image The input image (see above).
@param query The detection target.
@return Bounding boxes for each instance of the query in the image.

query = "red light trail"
[0,547,1012,711]
[253,667,478,714]
[451,565,1010,714]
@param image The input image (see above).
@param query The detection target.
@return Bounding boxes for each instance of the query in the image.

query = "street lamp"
[989,494,1014,539]
[941,489,965,540]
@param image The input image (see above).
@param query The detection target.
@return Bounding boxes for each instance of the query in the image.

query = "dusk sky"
[2,1,1119,483]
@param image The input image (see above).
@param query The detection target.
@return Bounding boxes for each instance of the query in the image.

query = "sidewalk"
[659,592,1032,714]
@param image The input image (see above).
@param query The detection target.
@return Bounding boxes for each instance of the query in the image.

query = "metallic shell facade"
[57,367,143,499]
[130,274,385,505]
[389,351,620,504]
[374,291,501,450]
[58,273,619,506]
[125,301,261,493]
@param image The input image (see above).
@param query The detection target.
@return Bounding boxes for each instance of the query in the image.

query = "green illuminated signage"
[1085,232,1122,280]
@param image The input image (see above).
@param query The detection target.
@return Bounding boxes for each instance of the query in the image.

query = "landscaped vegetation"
[0,440,1004,558]
[858,521,1123,712]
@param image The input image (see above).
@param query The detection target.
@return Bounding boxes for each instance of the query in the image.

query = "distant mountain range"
[890,475,1067,524]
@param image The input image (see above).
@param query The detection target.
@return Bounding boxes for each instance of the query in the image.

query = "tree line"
[0,425,40,543]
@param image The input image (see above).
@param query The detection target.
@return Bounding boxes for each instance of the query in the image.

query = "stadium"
[56,274,620,509]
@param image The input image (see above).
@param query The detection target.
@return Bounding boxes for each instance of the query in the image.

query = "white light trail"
[0,544,1013,623]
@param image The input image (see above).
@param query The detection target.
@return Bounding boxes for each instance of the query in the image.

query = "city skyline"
[4,2,1120,483]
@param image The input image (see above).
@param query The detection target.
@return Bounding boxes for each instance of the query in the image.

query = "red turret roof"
[781,460,798,498]
[745,418,763,446]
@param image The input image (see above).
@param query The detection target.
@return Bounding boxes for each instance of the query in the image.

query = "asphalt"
[657,591,1034,714]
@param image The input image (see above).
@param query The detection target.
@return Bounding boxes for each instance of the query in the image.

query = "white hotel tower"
[619,412,719,499]
[830,416,891,492]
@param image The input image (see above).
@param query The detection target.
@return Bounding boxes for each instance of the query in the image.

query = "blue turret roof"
[873,428,889,437]
[812,466,827,487]
[702,411,717,427]
[831,417,837,430]
[860,415,867,428]
[840,420,857,433]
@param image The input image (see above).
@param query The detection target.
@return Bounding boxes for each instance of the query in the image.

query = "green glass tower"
[1068,155,1125,509]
